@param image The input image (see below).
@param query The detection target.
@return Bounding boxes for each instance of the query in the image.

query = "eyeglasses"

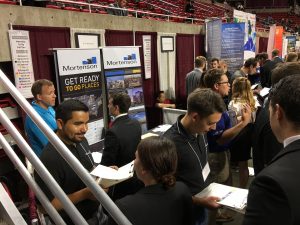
[217,81,230,85]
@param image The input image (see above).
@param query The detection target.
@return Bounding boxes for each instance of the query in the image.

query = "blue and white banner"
[221,23,245,73]
[234,10,256,60]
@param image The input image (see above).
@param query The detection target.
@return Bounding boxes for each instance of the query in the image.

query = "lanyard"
[176,121,208,170]
[78,142,95,168]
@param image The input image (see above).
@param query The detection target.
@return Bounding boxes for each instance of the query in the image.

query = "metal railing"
[0,69,132,225]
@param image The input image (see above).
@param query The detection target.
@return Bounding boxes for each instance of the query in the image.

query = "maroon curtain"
[259,37,269,53]
[175,34,198,107]
[134,32,159,107]
[135,32,160,129]
[195,34,205,57]
[105,30,134,46]
[13,25,70,82]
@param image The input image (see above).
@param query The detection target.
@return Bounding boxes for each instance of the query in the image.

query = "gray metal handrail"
[0,132,66,225]
[0,69,132,225]
[0,102,87,224]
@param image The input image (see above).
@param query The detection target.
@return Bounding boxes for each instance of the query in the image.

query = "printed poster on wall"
[102,47,147,133]
[143,35,151,79]
[8,30,35,98]
[55,49,104,148]
[233,10,256,60]
[221,23,245,73]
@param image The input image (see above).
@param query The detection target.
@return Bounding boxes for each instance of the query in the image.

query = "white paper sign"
[142,35,151,79]
[8,30,35,98]
[77,34,99,48]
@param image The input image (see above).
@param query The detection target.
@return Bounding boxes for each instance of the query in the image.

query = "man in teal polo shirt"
[25,79,57,157]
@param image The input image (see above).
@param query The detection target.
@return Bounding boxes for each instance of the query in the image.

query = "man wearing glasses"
[204,68,251,223]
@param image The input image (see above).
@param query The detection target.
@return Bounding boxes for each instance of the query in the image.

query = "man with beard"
[35,99,99,224]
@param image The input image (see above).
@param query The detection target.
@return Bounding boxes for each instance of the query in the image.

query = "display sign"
[234,10,256,60]
[55,49,104,148]
[102,46,147,133]
[8,30,35,98]
[221,23,245,73]
[102,47,141,69]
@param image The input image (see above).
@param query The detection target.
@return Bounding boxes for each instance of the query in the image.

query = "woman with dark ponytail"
[107,136,193,225]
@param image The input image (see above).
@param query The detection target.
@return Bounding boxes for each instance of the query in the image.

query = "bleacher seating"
[0,0,234,25]
[256,12,300,33]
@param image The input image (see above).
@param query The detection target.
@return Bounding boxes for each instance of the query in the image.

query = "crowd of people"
[24,47,300,225]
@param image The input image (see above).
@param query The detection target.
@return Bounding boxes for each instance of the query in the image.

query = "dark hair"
[31,79,54,99]
[187,88,225,117]
[272,49,280,57]
[211,57,219,63]
[137,136,177,189]
[110,92,131,114]
[244,57,258,68]
[195,56,206,68]
[203,68,224,88]
[269,75,300,127]
[156,91,165,99]
[259,52,268,61]
[56,99,89,123]
[271,62,300,85]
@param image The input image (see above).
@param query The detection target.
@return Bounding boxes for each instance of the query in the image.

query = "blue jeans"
[195,209,208,225]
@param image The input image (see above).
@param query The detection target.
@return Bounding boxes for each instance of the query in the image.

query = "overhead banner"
[221,23,245,73]
[8,30,35,98]
[233,10,256,60]
[206,19,222,62]
[102,47,147,133]
[55,49,104,148]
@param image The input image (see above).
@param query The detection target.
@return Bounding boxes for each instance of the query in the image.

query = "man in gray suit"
[185,56,206,96]
[243,74,300,225]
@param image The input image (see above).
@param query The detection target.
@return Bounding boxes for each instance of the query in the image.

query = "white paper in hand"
[90,161,134,188]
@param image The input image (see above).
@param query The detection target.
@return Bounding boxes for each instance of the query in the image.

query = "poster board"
[8,30,35,98]
[102,46,147,133]
[54,49,104,151]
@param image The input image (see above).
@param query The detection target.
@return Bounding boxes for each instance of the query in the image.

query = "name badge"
[202,162,210,181]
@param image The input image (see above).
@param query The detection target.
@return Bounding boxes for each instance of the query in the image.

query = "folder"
[195,183,248,214]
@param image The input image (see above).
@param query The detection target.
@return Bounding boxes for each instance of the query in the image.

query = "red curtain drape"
[135,32,160,129]
[176,34,204,108]
[13,25,71,82]
[134,32,159,107]
[105,30,134,46]
[195,34,205,57]
[259,37,269,53]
